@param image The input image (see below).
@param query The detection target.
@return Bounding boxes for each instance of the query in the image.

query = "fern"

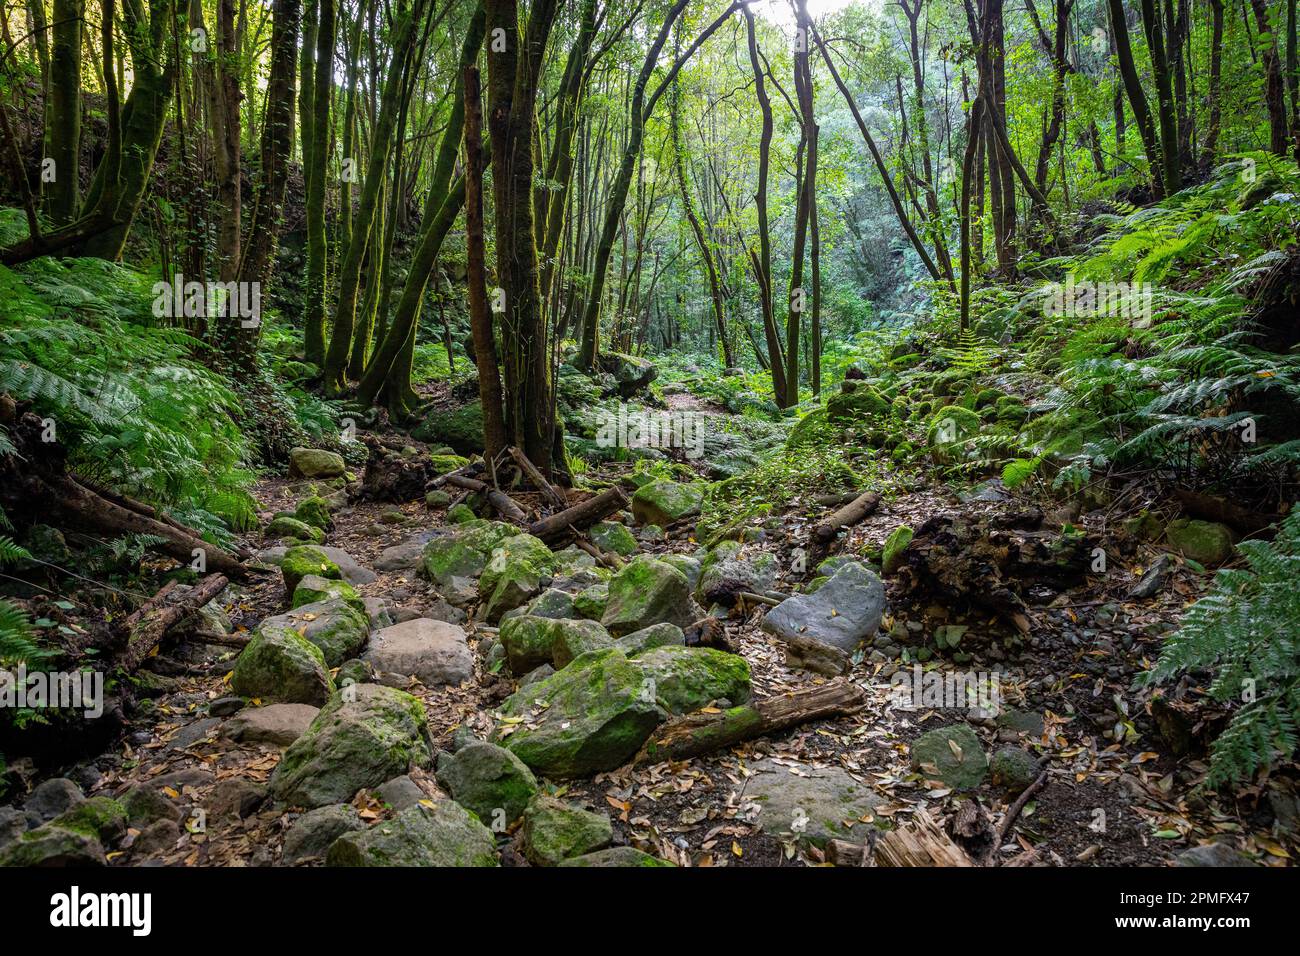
[1136,508,1300,785]
[0,537,52,666]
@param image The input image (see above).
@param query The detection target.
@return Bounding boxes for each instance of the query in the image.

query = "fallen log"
[508,446,566,509]
[575,536,624,570]
[826,810,973,867]
[118,573,229,672]
[634,679,867,765]
[1171,488,1280,536]
[442,473,528,523]
[528,485,629,545]
[811,490,881,545]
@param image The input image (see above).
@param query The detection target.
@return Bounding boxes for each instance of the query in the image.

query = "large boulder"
[225,703,320,747]
[498,615,561,675]
[0,823,106,866]
[325,801,498,867]
[282,804,365,864]
[478,533,557,624]
[289,447,346,479]
[421,520,516,606]
[549,619,615,669]
[761,561,886,652]
[291,575,364,613]
[521,795,612,866]
[601,556,696,637]
[630,480,705,526]
[281,545,342,593]
[362,618,474,687]
[435,742,538,827]
[231,627,334,705]
[411,402,485,456]
[744,759,881,847]
[635,645,750,713]
[259,599,369,667]
[614,623,685,657]
[696,541,777,606]
[589,521,639,557]
[270,684,434,808]
[494,648,661,778]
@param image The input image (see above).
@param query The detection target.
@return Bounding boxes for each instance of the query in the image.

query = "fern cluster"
[1136,508,1300,785]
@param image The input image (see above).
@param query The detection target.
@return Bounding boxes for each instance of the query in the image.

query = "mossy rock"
[499,615,560,674]
[479,533,558,624]
[786,408,834,449]
[881,524,914,575]
[589,521,639,557]
[271,684,433,808]
[573,583,609,621]
[289,447,346,479]
[909,724,988,790]
[325,801,498,867]
[557,846,674,867]
[231,626,335,705]
[266,515,324,542]
[260,599,370,667]
[281,545,342,593]
[630,480,706,526]
[50,796,128,843]
[447,503,477,524]
[411,401,485,456]
[294,495,333,531]
[613,622,685,657]
[1165,518,1235,565]
[826,385,890,424]
[291,574,364,613]
[990,747,1040,793]
[435,741,538,827]
[601,556,695,636]
[927,405,982,459]
[634,645,750,713]
[429,453,470,475]
[521,795,613,866]
[420,520,515,598]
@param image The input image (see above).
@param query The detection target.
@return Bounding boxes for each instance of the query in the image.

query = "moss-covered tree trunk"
[43,0,82,226]
[303,0,335,366]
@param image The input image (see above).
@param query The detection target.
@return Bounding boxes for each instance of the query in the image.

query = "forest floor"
[31,385,1297,868]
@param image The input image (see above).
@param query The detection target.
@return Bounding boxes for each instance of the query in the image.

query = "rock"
[374,531,440,572]
[521,795,612,866]
[589,521,639,557]
[634,645,750,713]
[209,696,245,717]
[289,447,346,479]
[281,545,343,593]
[205,779,267,820]
[910,724,989,790]
[744,758,881,847]
[225,703,321,747]
[1176,843,1258,867]
[425,490,452,508]
[374,775,431,811]
[313,546,377,585]
[597,350,657,397]
[761,561,886,652]
[658,554,701,590]
[498,615,556,675]
[23,778,84,827]
[572,584,609,620]
[518,588,577,620]
[1165,519,1234,565]
[132,819,180,859]
[422,598,468,625]
[520,663,554,688]
[630,480,705,526]
[326,801,498,867]
[881,524,914,575]
[293,495,334,531]
[614,623,685,657]
[231,626,335,705]
[826,384,889,423]
[291,575,364,613]
[990,748,1040,793]
[479,533,557,624]
[447,503,476,524]
[0,823,105,866]
[261,599,370,669]
[49,796,128,844]
[283,805,365,864]
[550,619,615,669]
[266,515,324,542]
[363,597,395,630]
[410,401,486,456]
[782,637,850,676]
[494,648,662,778]
[1129,553,1174,598]
[436,742,539,827]
[557,846,674,867]
[996,709,1045,737]
[270,684,434,808]
[336,658,373,687]
[695,541,777,606]
[421,520,516,606]
[120,786,182,827]
[362,618,473,687]
[601,556,696,636]
[0,808,22,851]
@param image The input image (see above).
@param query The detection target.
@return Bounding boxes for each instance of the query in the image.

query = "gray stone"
[23,778,84,828]
[225,703,320,747]
[744,759,881,846]
[1129,553,1173,600]
[374,774,431,811]
[209,696,245,717]
[436,741,538,826]
[761,561,886,651]
[362,618,473,687]
[1176,843,1257,867]
[282,804,365,864]
[614,623,686,657]
[325,801,498,867]
[910,724,989,790]
[557,846,674,867]
[205,779,267,820]
[375,532,440,572]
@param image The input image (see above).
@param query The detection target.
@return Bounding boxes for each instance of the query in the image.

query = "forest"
[0,0,1297,877]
